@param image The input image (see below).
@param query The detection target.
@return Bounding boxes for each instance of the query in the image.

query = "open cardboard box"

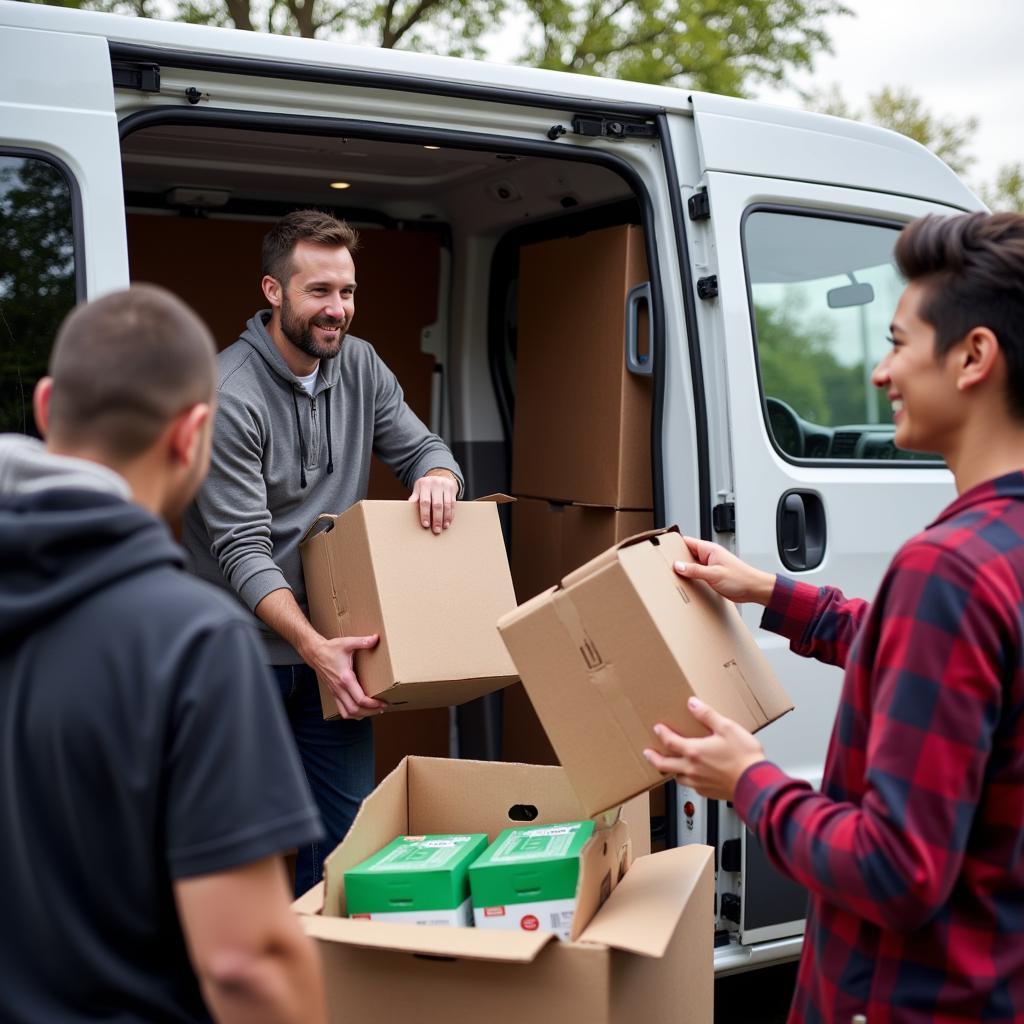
[300,496,519,718]
[294,756,713,1024]
[498,526,793,817]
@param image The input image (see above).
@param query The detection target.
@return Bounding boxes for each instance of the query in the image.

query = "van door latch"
[111,60,161,93]
[697,275,719,300]
[566,115,658,140]
[712,502,735,533]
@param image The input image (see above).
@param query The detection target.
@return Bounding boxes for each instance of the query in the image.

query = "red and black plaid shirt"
[735,471,1024,1024]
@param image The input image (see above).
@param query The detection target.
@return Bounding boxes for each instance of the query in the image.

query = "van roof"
[1,0,982,211]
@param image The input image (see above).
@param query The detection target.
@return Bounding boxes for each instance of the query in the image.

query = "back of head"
[261,209,359,284]
[895,211,1024,419]
[47,284,217,460]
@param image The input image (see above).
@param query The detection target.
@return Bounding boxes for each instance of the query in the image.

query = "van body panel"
[689,92,981,212]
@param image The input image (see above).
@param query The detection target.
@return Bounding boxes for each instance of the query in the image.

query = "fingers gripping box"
[469,821,595,939]
[346,834,489,926]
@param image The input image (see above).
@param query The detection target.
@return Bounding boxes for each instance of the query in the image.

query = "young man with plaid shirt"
[645,212,1024,1023]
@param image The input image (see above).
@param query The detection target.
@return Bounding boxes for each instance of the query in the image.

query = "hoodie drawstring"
[324,396,334,475]
[291,388,308,490]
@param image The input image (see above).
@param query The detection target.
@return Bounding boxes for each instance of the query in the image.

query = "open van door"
[1,21,128,298]
[667,95,979,959]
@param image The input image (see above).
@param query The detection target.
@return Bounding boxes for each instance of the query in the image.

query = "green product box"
[468,820,595,940]
[345,833,489,926]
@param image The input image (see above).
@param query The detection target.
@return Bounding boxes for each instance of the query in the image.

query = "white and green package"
[345,833,489,926]
[468,820,595,940]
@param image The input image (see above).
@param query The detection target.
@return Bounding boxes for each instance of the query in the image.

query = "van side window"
[743,209,939,463]
[0,153,78,436]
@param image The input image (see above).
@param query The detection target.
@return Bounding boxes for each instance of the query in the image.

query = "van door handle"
[624,281,653,376]
[776,491,826,572]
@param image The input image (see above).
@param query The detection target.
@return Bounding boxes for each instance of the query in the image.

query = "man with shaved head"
[0,285,326,1024]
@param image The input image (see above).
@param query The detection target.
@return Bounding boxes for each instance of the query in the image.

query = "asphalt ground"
[714,961,798,1023]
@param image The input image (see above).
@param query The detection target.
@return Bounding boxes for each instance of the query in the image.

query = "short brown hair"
[47,284,217,460]
[895,212,1024,419]
[261,209,359,283]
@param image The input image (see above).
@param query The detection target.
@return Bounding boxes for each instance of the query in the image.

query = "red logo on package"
[351,914,371,920]
[521,915,539,931]
[484,906,506,917]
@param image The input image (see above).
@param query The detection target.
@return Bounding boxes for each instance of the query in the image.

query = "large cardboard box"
[511,223,653,508]
[497,527,794,816]
[300,497,519,718]
[294,757,712,1024]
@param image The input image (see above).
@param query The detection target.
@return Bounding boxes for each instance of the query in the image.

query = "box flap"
[473,493,515,504]
[560,525,679,590]
[299,914,556,963]
[292,881,326,916]
[577,845,713,958]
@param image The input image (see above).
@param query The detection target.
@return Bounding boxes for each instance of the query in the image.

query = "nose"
[323,293,347,319]
[870,350,891,390]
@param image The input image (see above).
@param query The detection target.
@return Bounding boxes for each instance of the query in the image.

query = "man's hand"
[643,697,765,802]
[674,536,777,606]
[305,634,385,720]
[408,469,459,535]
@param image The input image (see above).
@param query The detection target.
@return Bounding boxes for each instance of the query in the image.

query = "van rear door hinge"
[712,502,735,533]
[112,60,161,93]
[567,114,657,140]
[688,188,711,220]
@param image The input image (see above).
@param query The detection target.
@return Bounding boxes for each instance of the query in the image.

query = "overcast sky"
[753,0,1023,189]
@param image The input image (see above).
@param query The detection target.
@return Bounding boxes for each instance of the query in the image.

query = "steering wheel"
[765,396,805,457]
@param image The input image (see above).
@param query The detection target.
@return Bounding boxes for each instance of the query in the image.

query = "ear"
[261,274,283,310]
[32,377,54,438]
[956,326,1000,393]
[168,403,211,467]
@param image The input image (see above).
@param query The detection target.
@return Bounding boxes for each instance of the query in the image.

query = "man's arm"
[175,856,326,1024]
[254,589,384,719]
[676,535,869,669]
[367,349,463,512]
[650,543,1007,932]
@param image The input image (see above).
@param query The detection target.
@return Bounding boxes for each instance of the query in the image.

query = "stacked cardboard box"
[505,223,654,764]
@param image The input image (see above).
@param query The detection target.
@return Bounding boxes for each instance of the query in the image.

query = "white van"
[0,0,984,974]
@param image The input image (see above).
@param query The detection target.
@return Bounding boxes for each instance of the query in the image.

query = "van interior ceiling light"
[424,145,441,150]
[329,181,352,190]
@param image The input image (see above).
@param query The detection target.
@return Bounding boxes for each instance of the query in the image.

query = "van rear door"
[1,19,129,296]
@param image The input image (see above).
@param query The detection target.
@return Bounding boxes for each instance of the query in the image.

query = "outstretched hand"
[643,696,765,802]
[674,536,777,606]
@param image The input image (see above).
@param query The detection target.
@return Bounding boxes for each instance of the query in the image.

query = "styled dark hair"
[895,212,1024,419]
[261,209,359,283]
[47,284,217,459]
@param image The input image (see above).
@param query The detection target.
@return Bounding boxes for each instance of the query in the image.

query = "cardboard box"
[510,498,654,604]
[346,833,488,926]
[470,820,595,939]
[497,527,794,816]
[300,497,519,718]
[511,224,653,508]
[294,756,712,1024]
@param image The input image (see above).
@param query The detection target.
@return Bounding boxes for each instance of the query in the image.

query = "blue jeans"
[272,664,374,897]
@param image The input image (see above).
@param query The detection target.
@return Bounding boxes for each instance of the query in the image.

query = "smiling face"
[871,280,964,457]
[264,240,356,364]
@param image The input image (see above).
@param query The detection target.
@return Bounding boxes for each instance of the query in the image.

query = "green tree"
[0,157,77,435]
[30,0,848,91]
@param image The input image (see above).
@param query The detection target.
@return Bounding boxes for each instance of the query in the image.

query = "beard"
[280,293,349,360]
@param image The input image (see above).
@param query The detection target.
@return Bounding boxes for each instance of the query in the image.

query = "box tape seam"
[550,593,658,784]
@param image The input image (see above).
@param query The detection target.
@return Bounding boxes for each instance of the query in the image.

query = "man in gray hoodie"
[184,209,463,895]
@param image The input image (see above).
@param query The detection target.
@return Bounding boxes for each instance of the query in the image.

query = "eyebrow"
[305,280,357,291]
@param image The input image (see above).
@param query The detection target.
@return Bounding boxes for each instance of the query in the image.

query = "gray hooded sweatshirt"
[183,312,463,664]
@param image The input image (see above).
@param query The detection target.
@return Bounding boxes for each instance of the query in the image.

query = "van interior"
[119,122,660,827]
